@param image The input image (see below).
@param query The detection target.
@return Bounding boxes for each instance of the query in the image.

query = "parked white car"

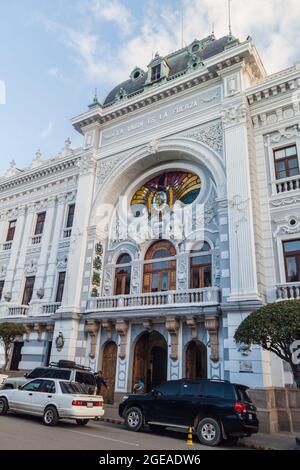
[0,378,104,426]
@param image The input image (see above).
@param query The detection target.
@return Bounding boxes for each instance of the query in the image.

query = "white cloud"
[40,121,54,138]
[91,0,133,35]
[38,0,300,95]
[48,67,69,83]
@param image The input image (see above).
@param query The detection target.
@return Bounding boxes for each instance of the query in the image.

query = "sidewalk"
[100,406,299,450]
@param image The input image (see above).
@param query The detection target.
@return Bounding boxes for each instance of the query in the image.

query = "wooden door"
[132,333,149,391]
[101,341,117,404]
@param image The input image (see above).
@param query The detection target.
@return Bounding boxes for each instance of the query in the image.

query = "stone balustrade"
[87,287,220,311]
[276,282,300,300]
[0,301,61,318]
[1,241,12,251]
[272,175,300,195]
[31,234,42,245]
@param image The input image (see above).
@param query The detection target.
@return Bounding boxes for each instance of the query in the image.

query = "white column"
[11,204,36,302]
[222,100,260,301]
[5,205,27,300]
[59,152,97,313]
[44,194,67,299]
[34,197,57,295]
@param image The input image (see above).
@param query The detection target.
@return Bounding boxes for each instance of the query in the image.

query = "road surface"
[0,413,242,450]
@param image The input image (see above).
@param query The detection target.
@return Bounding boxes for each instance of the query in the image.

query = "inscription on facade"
[101,88,221,145]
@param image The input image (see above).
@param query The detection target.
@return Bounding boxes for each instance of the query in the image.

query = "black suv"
[119,379,259,446]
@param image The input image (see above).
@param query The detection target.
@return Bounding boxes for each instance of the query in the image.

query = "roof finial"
[228,0,232,37]
[93,88,98,103]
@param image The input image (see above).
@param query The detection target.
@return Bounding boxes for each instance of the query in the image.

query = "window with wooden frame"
[22,276,35,305]
[34,212,46,235]
[6,220,17,242]
[189,242,212,289]
[0,280,4,301]
[66,204,75,228]
[56,271,66,302]
[114,254,132,295]
[143,240,176,293]
[283,239,300,282]
[273,145,299,180]
[151,64,161,81]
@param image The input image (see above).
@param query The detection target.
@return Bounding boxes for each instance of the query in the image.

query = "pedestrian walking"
[94,370,108,395]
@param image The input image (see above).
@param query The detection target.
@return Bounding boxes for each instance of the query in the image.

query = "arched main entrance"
[132,331,167,392]
[101,341,117,404]
[185,340,207,379]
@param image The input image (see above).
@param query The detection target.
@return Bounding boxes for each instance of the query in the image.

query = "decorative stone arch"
[184,339,208,379]
[89,137,226,234]
[131,329,168,392]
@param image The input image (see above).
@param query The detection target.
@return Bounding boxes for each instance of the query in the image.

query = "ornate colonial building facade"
[1,33,300,401]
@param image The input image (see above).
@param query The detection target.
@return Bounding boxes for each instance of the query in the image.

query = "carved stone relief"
[183,121,223,153]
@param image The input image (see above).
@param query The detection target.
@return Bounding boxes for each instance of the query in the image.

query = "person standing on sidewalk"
[94,370,108,395]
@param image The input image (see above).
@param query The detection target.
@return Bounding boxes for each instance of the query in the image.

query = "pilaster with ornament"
[85,320,100,358]
[221,99,260,301]
[204,316,219,362]
[115,319,129,359]
[165,316,180,360]
[59,152,97,313]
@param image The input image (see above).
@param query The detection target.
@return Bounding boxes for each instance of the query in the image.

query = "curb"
[98,417,123,425]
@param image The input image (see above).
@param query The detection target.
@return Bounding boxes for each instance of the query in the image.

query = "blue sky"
[1,0,300,176]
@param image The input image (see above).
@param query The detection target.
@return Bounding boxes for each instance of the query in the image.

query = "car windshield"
[60,381,89,395]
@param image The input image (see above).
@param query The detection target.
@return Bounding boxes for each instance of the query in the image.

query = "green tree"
[234,300,300,388]
[0,322,25,371]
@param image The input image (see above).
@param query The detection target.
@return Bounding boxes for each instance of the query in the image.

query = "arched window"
[143,240,176,293]
[190,242,212,289]
[114,253,132,295]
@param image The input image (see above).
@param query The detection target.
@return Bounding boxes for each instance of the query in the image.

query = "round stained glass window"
[131,171,201,217]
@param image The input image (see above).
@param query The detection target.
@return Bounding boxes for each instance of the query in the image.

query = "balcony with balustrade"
[0,301,61,319]
[86,287,221,318]
[276,282,300,301]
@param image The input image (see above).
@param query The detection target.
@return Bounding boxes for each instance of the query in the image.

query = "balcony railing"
[62,228,72,238]
[272,175,300,195]
[87,287,220,311]
[276,282,300,300]
[41,302,61,314]
[2,242,12,251]
[31,234,42,245]
[7,305,29,317]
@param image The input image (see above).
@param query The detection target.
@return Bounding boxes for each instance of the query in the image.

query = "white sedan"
[0,378,104,426]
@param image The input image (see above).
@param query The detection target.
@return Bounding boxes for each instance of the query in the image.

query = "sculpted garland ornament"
[55,332,65,352]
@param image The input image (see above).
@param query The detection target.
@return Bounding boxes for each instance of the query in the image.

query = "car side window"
[39,380,56,394]
[51,369,71,380]
[27,368,46,379]
[75,372,96,386]
[181,382,201,396]
[22,379,43,391]
[155,381,181,396]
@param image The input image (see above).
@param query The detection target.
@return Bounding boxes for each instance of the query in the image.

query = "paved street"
[0,414,240,450]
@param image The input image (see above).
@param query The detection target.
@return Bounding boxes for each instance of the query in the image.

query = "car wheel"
[0,397,8,415]
[43,406,59,426]
[76,419,89,426]
[197,417,222,446]
[125,407,144,432]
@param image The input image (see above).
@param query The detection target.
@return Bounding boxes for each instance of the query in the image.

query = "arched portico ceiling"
[90,136,226,231]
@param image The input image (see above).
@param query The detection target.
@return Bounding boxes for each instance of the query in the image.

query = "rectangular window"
[22,276,35,305]
[66,204,75,228]
[6,220,17,242]
[274,145,299,180]
[0,280,4,301]
[283,239,300,282]
[34,212,46,235]
[151,64,161,81]
[55,271,66,302]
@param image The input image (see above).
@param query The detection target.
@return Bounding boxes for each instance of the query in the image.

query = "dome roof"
[103,35,238,107]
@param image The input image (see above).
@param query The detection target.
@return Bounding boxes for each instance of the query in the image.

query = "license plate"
[248,413,253,420]
[87,402,93,408]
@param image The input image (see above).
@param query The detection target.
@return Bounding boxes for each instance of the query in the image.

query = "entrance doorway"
[185,340,207,379]
[101,341,117,404]
[10,341,24,370]
[132,331,167,392]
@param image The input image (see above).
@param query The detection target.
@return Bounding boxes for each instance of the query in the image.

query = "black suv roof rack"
[182,378,231,384]
[49,360,92,372]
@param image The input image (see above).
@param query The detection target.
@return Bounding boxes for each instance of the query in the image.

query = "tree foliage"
[0,322,25,370]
